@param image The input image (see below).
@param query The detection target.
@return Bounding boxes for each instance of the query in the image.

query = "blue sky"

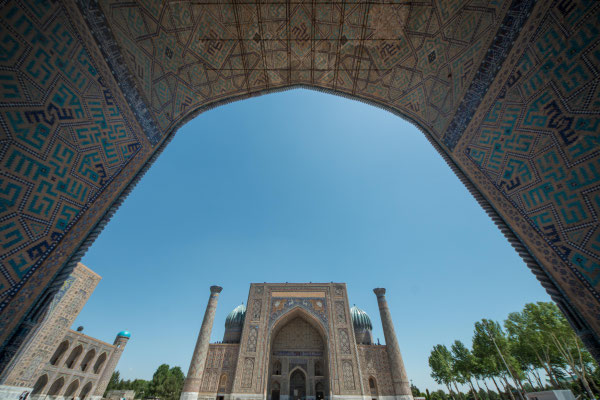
[76,89,550,390]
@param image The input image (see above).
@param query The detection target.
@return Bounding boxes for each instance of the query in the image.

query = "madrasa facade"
[181,283,412,400]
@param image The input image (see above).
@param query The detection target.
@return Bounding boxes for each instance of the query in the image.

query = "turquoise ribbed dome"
[225,304,246,329]
[350,306,372,331]
[117,330,131,338]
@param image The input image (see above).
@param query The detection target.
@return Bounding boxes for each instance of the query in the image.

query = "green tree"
[451,340,480,400]
[105,371,121,396]
[429,344,457,400]
[473,320,525,400]
[148,364,185,400]
[504,302,564,388]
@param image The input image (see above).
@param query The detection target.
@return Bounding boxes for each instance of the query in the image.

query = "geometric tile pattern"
[96,0,506,140]
[466,0,600,300]
[0,2,141,302]
[1,0,600,367]
[453,0,600,349]
[0,0,152,359]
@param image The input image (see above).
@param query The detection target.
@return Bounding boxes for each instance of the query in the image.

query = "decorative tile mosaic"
[1,0,600,363]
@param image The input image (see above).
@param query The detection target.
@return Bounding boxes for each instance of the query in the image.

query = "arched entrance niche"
[1,0,600,368]
[267,307,330,400]
[289,368,307,400]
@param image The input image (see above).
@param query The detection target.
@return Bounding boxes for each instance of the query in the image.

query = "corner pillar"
[373,288,413,400]
[180,285,222,400]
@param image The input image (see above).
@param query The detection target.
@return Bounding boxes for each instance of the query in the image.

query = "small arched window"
[47,377,65,396]
[315,361,323,376]
[93,352,107,373]
[50,341,69,366]
[64,380,80,399]
[31,375,48,395]
[273,360,281,375]
[369,377,378,396]
[79,382,93,400]
[219,374,227,389]
[64,345,83,369]
[80,349,96,372]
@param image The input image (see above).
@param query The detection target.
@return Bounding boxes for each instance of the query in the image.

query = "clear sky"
[76,89,551,391]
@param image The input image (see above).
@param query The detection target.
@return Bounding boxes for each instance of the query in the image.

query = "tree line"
[105,364,184,400]
[428,302,600,400]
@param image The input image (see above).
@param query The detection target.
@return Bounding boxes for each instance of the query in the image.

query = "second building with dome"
[180,283,412,400]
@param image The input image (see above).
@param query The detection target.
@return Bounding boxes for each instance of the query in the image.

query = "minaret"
[373,288,413,400]
[92,331,131,400]
[180,285,222,400]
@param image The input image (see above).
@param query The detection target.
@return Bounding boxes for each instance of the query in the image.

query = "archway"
[47,377,65,397]
[31,375,48,396]
[64,379,80,400]
[0,0,599,369]
[289,368,307,400]
[64,345,83,369]
[93,353,107,374]
[79,382,93,400]
[271,381,280,400]
[80,349,96,372]
[368,377,378,400]
[267,308,330,400]
[50,341,70,366]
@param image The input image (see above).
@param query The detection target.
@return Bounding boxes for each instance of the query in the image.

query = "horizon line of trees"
[428,302,599,400]
[106,364,184,400]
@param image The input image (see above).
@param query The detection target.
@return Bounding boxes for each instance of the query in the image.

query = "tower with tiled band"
[181,286,222,400]
[374,287,413,400]
[92,331,131,400]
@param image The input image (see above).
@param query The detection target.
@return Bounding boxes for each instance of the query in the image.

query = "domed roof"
[350,306,372,331]
[225,303,246,329]
[117,330,131,338]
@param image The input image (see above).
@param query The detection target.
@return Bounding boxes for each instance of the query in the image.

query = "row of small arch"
[50,340,108,374]
[270,380,325,392]
[31,375,94,399]
[271,360,324,376]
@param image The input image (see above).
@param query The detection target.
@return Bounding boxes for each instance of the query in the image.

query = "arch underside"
[0,0,599,368]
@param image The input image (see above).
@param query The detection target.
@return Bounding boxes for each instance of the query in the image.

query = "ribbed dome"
[225,303,246,329]
[350,306,372,331]
[117,330,131,338]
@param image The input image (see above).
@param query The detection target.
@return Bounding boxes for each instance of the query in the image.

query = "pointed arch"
[80,349,96,371]
[50,340,69,366]
[31,374,48,395]
[272,360,282,375]
[64,345,83,368]
[79,382,93,400]
[218,373,227,390]
[288,367,307,400]
[93,352,107,373]
[369,376,378,397]
[314,360,323,376]
[64,379,80,399]
[47,377,65,396]
[267,306,330,399]
[269,306,328,345]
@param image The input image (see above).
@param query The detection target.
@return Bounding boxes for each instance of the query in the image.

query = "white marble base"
[181,392,200,400]
[0,385,33,400]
